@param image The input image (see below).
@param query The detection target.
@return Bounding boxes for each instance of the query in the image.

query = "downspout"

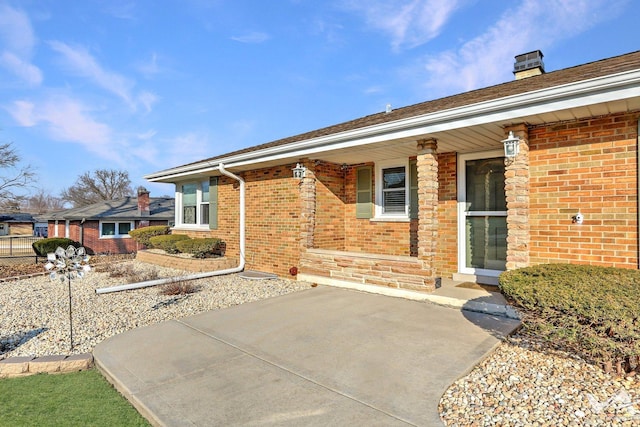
[96,163,245,294]
[637,118,640,269]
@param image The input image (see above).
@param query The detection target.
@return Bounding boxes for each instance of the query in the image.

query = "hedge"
[128,225,170,247]
[174,238,224,259]
[32,238,82,257]
[148,234,190,254]
[499,263,640,374]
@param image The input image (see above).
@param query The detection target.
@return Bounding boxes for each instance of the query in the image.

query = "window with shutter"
[356,167,372,219]
[209,177,218,229]
[409,160,418,219]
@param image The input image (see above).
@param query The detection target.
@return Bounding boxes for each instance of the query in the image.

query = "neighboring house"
[145,50,640,294]
[47,188,174,254]
[0,213,35,236]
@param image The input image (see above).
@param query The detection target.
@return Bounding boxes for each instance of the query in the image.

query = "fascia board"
[146,69,640,182]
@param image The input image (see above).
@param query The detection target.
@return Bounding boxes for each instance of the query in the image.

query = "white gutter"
[96,163,246,294]
[145,68,640,182]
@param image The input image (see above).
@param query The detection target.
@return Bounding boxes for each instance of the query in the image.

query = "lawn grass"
[0,369,150,426]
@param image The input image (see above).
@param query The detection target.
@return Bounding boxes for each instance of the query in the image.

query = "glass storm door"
[458,152,507,276]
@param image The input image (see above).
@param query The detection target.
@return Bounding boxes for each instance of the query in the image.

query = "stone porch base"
[299,248,436,292]
[136,250,238,272]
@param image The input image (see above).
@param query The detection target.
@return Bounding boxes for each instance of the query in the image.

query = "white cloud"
[10,100,37,126]
[137,91,159,113]
[417,0,622,96]
[231,31,271,44]
[164,132,212,168]
[49,41,135,106]
[6,96,117,160]
[136,52,161,78]
[343,0,461,50]
[0,3,37,53]
[0,51,43,86]
[48,40,158,113]
[0,3,42,86]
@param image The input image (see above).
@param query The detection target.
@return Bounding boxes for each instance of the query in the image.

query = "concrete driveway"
[94,286,520,426]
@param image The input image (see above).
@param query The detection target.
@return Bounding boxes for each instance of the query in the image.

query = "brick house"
[145,50,640,294]
[47,188,174,254]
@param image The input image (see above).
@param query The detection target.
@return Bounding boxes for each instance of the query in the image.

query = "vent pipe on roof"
[513,50,545,80]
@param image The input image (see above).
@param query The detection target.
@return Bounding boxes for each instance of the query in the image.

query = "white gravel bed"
[1,261,310,359]
[439,335,640,426]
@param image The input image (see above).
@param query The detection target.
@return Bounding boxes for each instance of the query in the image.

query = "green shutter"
[356,167,372,219]
[209,177,218,230]
[409,160,418,219]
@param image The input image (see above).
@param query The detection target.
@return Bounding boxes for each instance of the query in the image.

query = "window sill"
[99,235,131,239]
[370,217,411,223]
[172,225,210,231]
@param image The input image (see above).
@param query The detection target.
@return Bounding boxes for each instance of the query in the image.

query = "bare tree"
[25,189,67,214]
[0,142,37,209]
[61,169,135,207]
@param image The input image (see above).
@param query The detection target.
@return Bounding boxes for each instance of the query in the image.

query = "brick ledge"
[0,353,94,378]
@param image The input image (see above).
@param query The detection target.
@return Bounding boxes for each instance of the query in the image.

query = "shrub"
[499,263,640,375]
[106,263,160,282]
[159,279,199,296]
[148,234,190,254]
[174,238,225,258]
[32,238,81,257]
[128,225,170,248]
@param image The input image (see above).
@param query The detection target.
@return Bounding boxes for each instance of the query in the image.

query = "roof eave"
[145,68,640,183]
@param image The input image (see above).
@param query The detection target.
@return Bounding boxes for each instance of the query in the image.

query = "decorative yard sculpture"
[44,246,91,351]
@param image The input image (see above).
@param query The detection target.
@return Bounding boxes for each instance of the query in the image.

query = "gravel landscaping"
[440,334,640,426]
[2,259,638,425]
[0,260,310,358]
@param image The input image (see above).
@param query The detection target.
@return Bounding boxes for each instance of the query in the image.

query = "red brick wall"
[47,220,168,254]
[435,152,458,277]
[528,112,639,268]
[176,165,302,277]
[343,163,413,256]
[314,162,346,250]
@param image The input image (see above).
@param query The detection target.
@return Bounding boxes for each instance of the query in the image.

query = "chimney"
[513,50,544,80]
[137,186,150,217]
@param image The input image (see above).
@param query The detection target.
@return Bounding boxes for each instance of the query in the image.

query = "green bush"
[175,238,225,258]
[148,234,190,254]
[32,238,81,257]
[128,225,170,248]
[499,263,640,374]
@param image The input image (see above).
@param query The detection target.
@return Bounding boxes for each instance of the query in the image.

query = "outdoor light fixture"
[292,163,306,179]
[502,131,521,158]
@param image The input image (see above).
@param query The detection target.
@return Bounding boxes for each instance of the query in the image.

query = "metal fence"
[0,235,43,256]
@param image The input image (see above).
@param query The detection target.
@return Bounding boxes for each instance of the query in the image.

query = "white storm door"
[458,151,507,277]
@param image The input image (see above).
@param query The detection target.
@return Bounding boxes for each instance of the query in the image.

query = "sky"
[1,0,639,200]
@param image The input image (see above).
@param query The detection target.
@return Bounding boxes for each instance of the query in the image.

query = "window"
[382,166,406,214]
[100,221,134,238]
[177,179,216,228]
[182,183,197,224]
[200,181,210,225]
[375,159,411,219]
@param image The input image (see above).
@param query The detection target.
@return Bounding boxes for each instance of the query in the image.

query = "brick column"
[416,138,438,290]
[504,124,530,270]
[299,160,316,250]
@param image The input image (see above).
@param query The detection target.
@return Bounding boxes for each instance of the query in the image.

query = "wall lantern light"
[502,131,521,158]
[292,163,306,179]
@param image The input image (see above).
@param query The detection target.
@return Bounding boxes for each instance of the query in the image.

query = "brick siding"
[435,152,458,277]
[528,112,639,268]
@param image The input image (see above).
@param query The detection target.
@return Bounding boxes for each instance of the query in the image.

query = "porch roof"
[147,50,640,183]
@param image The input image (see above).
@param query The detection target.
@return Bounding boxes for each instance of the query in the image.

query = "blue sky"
[1,0,639,199]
